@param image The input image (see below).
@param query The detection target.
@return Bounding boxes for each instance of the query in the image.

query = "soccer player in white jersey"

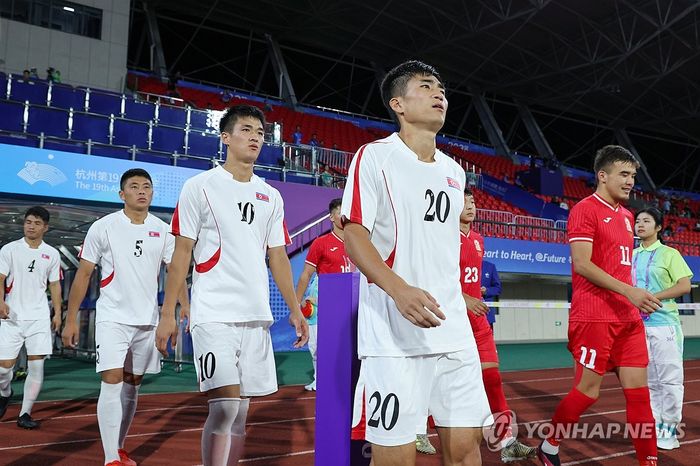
[62,168,190,466]
[343,61,492,465]
[156,105,308,466]
[0,206,62,430]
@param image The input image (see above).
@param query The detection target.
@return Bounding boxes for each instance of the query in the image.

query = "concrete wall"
[0,0,130,91]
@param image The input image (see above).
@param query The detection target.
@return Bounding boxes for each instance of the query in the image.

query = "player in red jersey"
[537,146,662,466]
[295,198,352,390]
[459,188,536,463]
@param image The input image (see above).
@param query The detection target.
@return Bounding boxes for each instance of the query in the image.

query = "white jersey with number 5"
[341,133,474,357]
[0,239,61,321]
[79,210,174,326]
[170,166,290,326]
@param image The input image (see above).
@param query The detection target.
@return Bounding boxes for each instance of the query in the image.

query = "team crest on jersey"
[446,177,461,190]
[624,217,632,232]
[41,253,50,259]
[256,192,270,202]
[148,231,161,237]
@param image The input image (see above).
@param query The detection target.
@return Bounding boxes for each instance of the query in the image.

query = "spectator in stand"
[219,90,233,104]
[309,133,319,146]
[560,199,569,210]
[332,143,340,151]
[318,139,326,148]
[292,126,303,145]
[21,70,31,82]
[503,173,511,183]
[694,220,700,232]
[263,99,273,112]
[29,68,39,79]
[320,164,334,187]
[53,70,61,84]
[662,224,674,240]
[481,260,502,330]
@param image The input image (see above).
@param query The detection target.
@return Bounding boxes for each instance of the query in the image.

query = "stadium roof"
[132,0,700,188]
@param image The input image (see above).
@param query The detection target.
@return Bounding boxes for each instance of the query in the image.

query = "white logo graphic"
[17,161,67,187]
[603,217,612,223]
[624,217,633,232]
[483,410,517,451]
[330,247,339,252]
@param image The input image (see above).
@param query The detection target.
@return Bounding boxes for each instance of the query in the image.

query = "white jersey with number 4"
[171,166,290,326]
[79,210,174,326]
[0,239,61,321]
[341,133,474,357]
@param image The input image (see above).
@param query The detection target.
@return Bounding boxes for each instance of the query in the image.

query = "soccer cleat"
[500,439,537,463]
[105,461,124,466]
[118,448,137,466]
[657,435,680,450]
[17,413,40,429]
[536,441,561,466]
[0,389,12,420]
[304,380,316,391]
[415,434,437,455]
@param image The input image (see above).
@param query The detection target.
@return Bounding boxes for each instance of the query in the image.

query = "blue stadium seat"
[44,140,86,154]
[254,168,283,181]
[0,133,37,147]
[124,99,155,122]
[156,104,187,128]
[91,144,132,160]
[50,84,84,110]
[9,79,48,105]
[186,130,220,156]
[0,73,8,98]
[113,119,149,148]
[71,112,111,144]
[135,150,173,165]
[0,100,26,132]
[86,89,123,116]
[27,106,70,138]
[151,125,185,154]
[188,108,211,130]
[177,156,211,170]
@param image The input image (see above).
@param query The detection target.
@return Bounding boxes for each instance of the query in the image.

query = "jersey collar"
[592,193,620,212]
[331,231,344,243]
[638,240,662,252]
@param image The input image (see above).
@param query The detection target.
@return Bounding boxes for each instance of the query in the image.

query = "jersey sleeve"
[0,245,10,277]
[171,179,202,241]
[268,191,291,248]
[162,230,176,265]
[79,223,104,265]
[341,144,380,232]
[48,252,61,282]
[667,247,693,284]
[567,203,596,243]
[305,237,323,268]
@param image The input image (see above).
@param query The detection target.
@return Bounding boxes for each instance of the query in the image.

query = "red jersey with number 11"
[460,230,484,299]
[567,193,638,323]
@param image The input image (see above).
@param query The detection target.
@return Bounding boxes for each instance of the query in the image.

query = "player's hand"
[289,309,309,348]
[392,285,445,328]
[0,301,9,319]
[465,295,489,316]
[52,314,62,333]
[155,316,178,357]
[179,306,191,333]
[625,287,662,315]
[62,318,79,348]
[480,286,487,296]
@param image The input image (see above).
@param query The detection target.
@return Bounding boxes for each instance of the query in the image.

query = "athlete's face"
[330,206,343,230]
[119,176,153,211]
[635,212,661,241]
[460,194,476,223]
[23,215,48,241]
[390,74,447,132]
[598,161,636,202]
[221,116,264,164]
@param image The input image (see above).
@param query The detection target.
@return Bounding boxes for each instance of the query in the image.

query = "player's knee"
[26,355,46,361]
[123,372,143,385]
[0,360,16,369]
[100,368,124,384]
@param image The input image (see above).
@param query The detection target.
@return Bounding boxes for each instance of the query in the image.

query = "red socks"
[482,367,512,440]
[623,387,658,464]
[549,387,597,442]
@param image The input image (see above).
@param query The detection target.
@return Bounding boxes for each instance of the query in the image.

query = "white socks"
[0,365,13,397]
[98,381,123,464]
[202,398,250,466]
[119,382,140,448]
[20,359,44,416]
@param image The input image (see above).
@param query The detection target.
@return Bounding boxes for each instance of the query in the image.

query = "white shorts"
[0,319,52,359]
[95,322,161,375]
[352,348,493,446]
[191,321,277,396]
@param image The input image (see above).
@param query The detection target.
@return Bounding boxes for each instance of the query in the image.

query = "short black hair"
[635,207,664,242]
[380,60,442,117]
[25,206,50,224]
[329,198,342,213]
[120,168,152,190]
[464,187,474,197]
[219,105,266,133]
[593,145,639,174]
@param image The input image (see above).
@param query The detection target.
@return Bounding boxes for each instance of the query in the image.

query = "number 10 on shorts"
[579,346,597,370]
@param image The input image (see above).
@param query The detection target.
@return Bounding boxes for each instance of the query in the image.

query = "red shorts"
[568,320,648,375]
[468,312,499,364]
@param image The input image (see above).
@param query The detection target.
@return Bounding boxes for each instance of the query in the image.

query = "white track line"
[0,396,316,424]
[561,437,700,465]
[0,417,314,451]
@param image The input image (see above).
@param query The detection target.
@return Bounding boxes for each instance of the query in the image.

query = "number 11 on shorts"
[579,346,597,370]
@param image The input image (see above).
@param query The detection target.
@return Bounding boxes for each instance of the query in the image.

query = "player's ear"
[388,96,403,115]
[118,190,126,202]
